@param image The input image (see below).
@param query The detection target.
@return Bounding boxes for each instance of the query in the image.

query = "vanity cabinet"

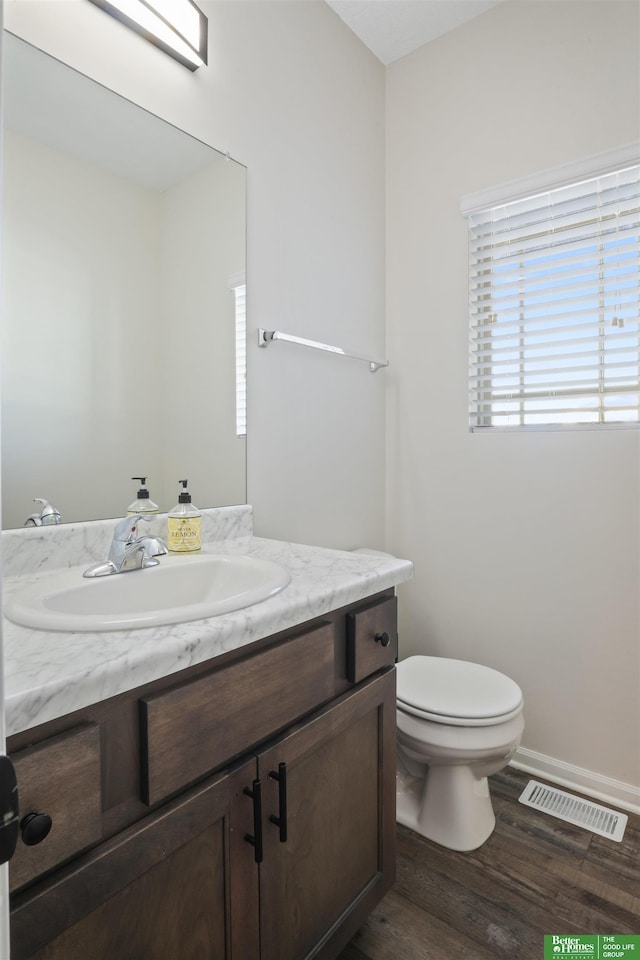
[8,590,398,960]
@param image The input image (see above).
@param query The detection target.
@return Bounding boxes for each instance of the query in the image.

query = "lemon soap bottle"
[167,480,201,553]
[127,477,159,516]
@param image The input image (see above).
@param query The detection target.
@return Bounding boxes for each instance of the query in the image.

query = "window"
[229,273,246,438]
[463,150,640,429]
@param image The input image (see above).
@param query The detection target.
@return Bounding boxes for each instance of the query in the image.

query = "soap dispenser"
[127,477,159,516]
[167,480,201,553]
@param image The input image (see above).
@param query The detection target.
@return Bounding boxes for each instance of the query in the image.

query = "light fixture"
[87,0,208,71]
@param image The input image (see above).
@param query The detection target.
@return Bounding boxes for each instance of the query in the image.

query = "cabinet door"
[10,760,259,960]
[258,669,396,960]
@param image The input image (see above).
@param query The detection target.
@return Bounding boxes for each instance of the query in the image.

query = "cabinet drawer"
[346,595,398,683]
[10,724,102,893]
[140,622,335,805]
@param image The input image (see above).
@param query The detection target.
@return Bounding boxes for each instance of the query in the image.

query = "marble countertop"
[2,518,413,738]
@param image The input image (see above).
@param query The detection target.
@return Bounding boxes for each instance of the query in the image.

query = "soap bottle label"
[167,516,201,553]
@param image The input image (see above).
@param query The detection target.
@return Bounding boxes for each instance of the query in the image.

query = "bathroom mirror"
[1,34,247,529]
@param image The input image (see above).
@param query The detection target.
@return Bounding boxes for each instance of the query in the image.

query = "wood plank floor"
[338,767,640,960]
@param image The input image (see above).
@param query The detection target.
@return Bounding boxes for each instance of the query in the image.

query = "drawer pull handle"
[269,762,288,843]
[243,779,263,864]
[375,632,391,648]
[21,812,52,847]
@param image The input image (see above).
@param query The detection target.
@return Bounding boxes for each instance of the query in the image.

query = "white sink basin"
[4,553,291,633]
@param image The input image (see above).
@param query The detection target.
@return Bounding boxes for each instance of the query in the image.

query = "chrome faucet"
[25,499,62,527]
[83,514,168,578]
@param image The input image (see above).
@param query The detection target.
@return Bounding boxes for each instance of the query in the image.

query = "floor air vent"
[518,780,627,842]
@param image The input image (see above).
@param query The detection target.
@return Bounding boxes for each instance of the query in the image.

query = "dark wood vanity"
[7,589,398,960]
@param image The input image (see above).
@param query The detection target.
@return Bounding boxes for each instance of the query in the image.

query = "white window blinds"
[230,274,246,438]
[465,158,640,429]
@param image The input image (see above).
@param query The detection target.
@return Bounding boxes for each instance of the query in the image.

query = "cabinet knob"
[375,632,391,648]
[21,812,52,847]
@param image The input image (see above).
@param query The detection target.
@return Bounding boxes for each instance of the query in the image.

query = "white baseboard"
[510,746,640,816]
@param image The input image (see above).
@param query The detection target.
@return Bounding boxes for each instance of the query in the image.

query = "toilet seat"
[396,656,523,727]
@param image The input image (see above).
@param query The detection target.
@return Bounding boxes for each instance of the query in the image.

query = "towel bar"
[258,328,388,373]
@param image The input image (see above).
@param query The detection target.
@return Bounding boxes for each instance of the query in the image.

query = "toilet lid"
[396,656,523,726]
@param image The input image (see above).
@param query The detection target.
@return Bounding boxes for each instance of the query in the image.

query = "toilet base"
[397,763,496,852]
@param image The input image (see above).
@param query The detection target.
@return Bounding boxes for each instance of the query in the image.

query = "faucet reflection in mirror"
[87,0,208,71]
[24,500,62,528]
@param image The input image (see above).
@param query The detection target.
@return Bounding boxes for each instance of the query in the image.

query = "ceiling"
[325,0,506,65]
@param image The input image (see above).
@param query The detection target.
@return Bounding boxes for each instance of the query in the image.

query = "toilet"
[396,655,524,852]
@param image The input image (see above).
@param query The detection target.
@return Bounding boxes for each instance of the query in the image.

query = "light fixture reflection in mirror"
[1,34,247,529]
[87,0,208,70]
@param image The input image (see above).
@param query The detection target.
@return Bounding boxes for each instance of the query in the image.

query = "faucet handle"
[113,514,152,543]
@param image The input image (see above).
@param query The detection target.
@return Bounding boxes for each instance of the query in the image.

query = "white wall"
[4,0,387,549]
[386,1,640,799]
